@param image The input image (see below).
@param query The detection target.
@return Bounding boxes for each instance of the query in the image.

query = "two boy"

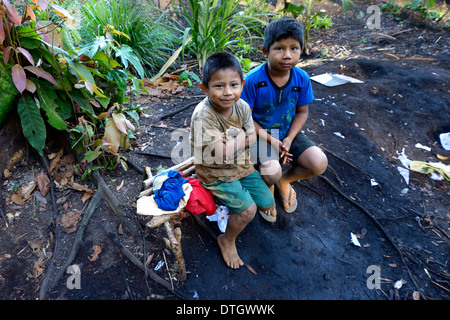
[190,17,327,269]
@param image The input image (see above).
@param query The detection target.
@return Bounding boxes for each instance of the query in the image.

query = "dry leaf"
[81,191,93,204]
[116,179,124,191]
[61,211,81,233]
[88,245,102,261]
[20,180,36,200]
[36,171,50,197]
[49,148,63,175]
[413,291,420,300]
[11,193,24,205]
[437,153,449,161]
[69,182,93,193]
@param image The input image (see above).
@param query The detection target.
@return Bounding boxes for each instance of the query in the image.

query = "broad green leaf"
[68,61,96,85]
[36,82,67,130]
[93,51,121,69]
[114,44,145,78]
[18,94,47,155]
[71,90,94,115]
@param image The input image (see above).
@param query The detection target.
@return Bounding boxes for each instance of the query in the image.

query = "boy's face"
[263,37,301,74]
[200,68,244,114]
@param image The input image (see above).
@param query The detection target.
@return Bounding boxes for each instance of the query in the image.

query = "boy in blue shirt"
[242,17,328,222]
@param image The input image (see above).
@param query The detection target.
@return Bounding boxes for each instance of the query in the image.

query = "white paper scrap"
[370,178,379,186]
[334,132,345,139]
[207,206,229,233]
[397,148,410,168]
[415,143,431,152]
[440,132,450,151]
[350,232,361,247]
[311,73,364,87]
[397,166,410,184]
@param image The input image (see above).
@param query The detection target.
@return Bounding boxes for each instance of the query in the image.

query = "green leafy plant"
[171,0,245,71]
[178,70,200,87]
[79,0,178,78]
[280,1,329,55]
[0,0,139,174]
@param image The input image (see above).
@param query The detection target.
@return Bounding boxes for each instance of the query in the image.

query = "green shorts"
[202,171,274,214]
[250,132,316,167]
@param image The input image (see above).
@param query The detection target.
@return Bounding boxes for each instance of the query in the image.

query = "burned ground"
[0,0,448,301]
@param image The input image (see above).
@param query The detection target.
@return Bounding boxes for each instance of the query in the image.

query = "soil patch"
[0,0,448,301]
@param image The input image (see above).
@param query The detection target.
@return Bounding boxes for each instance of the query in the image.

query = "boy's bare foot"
[217,234,244,269]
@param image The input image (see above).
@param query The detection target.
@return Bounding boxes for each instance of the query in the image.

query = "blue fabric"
[153,170,188,211]
[241,62,314,139]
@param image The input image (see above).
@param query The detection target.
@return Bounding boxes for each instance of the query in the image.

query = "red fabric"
[184,177,216,216]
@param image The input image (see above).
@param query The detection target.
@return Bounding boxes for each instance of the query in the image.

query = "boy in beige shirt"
[190,52,274,269]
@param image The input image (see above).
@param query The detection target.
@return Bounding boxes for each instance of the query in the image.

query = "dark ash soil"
[0,0,448,302]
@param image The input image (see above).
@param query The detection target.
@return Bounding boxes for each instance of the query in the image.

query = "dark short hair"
[263,17,304,51]
[202,52,243,88]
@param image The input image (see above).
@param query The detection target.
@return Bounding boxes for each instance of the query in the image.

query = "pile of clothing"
[137,170,216,218]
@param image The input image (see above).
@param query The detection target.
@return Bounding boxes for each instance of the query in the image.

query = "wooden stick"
[146,213,177,228]
[139,163,195,198]
[142,156,194,189]
[163,221,187,281]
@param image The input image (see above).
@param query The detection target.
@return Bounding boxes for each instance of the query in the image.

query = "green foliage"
[280,1,332,55]
[172,0,247,70]
[178,70,200,87]
[0,0,139,169]
[382,0,447,22]
[79,0,178,78]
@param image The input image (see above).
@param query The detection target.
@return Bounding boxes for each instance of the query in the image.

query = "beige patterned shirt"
[190,98,256,184]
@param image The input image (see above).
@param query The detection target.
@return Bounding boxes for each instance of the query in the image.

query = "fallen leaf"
[88,245,102,261]
[49,148,63,175]
[69,182,93,193]
[36,171,50,197]
[61,211,81,233]
[11,193,24,205]
[20,180,36,200]
[81,191,93,204]
[437,153,449,161]
[413,291,420,300]
[116,179,124,191]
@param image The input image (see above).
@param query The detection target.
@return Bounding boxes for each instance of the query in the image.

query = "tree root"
[319,174,428,300]
[39,188,103,300]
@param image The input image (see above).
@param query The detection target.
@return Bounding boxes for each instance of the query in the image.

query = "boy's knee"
[259,160,282,185]
[314,152,328,175]
[241,203,257,222]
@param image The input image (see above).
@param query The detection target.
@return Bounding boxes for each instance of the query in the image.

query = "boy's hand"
[277,138,293,165]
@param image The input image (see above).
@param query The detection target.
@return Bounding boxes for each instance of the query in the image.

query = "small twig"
[154,100,200,122]
[135,151,172,159]
[104,228,191,299]
[322,146,373,179]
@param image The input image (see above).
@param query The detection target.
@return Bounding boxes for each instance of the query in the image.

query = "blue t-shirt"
[241,63,314,139]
